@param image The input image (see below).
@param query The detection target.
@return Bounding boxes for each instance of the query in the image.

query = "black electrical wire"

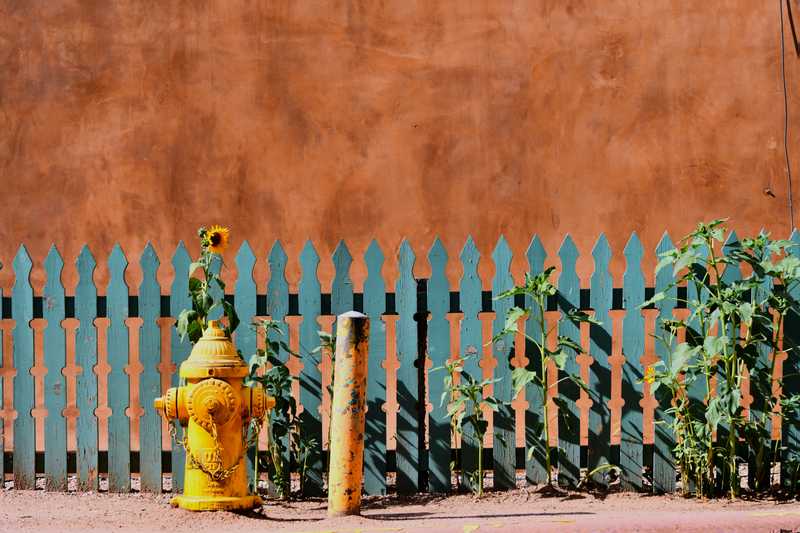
[781,0,796,230]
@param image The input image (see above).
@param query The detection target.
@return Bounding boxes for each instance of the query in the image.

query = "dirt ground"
[2,489,800,533]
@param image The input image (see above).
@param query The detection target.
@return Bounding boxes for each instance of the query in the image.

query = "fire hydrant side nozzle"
[153,386,188,424]
[153,320,272,512]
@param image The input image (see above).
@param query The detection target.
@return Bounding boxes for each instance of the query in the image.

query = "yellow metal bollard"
[327,311,370,517]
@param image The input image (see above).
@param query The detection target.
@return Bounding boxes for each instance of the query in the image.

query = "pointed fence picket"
[298,241,323,495]
[747,232,775,491]
[458,236,482,493]
[13,245,35,490]
[169,242,191,492]
[75,246,99,491]
[395,240,420,494]
[363,240,387,495]
[139,244,161,493]
[235,240,258,490]
[491,236,515,490]
[684,243,709,494]
[1,232,799,497]
[653,233,677,493]
[107,245,130,493]
[716,232,742,486]
[557,236,581,488]
[589,235,613,487]
[621,233,645,491]
[524,236,547,485]
[260,240,291,493]
[43,246,67,491]
[427,238,450,493]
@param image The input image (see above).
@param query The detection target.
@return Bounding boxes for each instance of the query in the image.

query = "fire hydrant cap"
[180,320,249,379]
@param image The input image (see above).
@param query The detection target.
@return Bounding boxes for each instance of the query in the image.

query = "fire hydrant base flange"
[170,494,264,512]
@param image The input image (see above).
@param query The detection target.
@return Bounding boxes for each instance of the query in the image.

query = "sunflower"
[206,225,230,254]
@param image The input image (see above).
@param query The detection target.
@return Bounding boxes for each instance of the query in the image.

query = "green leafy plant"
[783,453,800,495]
[176,226,239,343]
[245,319,319,498]
[642,338,713,496]
[493,268,599,486]
[437,352,499,497]
[644,220,800,498]
[577,463,620,491]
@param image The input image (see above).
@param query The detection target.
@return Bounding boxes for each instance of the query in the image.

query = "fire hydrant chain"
[169,419,242,483]
[168,419,187,449]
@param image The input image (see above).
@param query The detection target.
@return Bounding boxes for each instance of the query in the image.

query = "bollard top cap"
[180,320,249,379]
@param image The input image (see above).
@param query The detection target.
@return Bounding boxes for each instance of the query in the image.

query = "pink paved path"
[2,489,799,532]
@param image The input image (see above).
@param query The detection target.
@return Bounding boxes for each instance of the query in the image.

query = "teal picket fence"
[1,233,799,495]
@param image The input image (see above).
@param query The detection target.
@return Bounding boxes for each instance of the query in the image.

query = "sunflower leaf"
[222,299,240,337]
[176,309,198,342]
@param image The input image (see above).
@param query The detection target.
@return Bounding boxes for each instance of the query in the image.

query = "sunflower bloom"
[206,225,230,254]
[644,366,656,385]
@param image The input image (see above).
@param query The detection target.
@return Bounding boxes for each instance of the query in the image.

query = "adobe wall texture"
[1,0,798,289]
[2,0,799,456]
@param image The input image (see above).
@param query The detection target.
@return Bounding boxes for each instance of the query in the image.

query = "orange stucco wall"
[1,2,800,454]
[1,1,799,291]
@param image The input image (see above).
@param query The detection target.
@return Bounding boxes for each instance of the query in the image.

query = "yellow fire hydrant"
[154,320,274,511]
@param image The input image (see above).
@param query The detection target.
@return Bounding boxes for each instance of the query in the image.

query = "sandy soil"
[2,489,800,533]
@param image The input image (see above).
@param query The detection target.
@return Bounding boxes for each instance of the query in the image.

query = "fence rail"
[1,232,798,495]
